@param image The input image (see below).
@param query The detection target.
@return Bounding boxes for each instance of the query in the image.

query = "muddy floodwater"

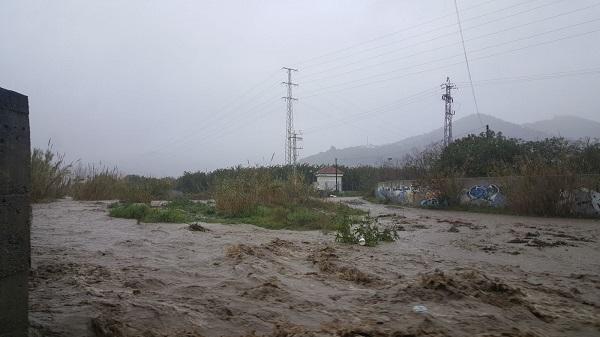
[29,198,600,336]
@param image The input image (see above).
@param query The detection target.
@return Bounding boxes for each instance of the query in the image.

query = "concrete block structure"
[0,87,30,336]
[315,166,343,192]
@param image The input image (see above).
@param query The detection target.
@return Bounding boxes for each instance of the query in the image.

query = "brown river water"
[29,198,600,336]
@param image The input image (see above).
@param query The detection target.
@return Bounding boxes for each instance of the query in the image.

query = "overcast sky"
[1,0,599,176]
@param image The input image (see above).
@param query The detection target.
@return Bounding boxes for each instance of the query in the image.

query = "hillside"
[301,114,598,166]
[523,115,600,140]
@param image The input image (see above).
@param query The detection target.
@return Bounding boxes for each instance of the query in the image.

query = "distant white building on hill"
[315,166,343,192]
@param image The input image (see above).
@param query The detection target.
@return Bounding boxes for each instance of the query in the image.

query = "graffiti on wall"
[420,190,441,207]
[376,185,417,204]
[461,184,505,207]
[376,184,444,207]
[376,178,600,217]
[572,187,600,216]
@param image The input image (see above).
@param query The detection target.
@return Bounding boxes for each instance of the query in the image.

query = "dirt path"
[30,198,600,336]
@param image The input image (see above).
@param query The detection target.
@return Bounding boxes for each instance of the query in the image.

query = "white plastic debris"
[412,305,428,314]
[358,236,366,246]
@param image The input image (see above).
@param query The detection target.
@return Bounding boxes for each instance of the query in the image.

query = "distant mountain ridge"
[523,115,600,140]
[301,114,600,166]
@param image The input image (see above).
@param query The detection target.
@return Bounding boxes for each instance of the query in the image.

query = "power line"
[145,96,280,157]
[304,90,437,137]
[192,100,281,148]
[152,99,282,160]
[300,20,600,98]
[454,0,484,127]
[137,72,281,157]
[295,0,536,69]
[303,87,440,135]
[297,0,565,73]
[301,66,600,138]
[298,2,600,83]
[456,67,600,87]
[301,5,600,95]
[299,96,374,135]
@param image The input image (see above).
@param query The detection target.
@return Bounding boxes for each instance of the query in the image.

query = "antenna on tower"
[282,67,298,166]
[441,77,457,147]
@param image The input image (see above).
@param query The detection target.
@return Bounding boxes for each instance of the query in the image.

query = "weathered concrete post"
[0,87,31,336]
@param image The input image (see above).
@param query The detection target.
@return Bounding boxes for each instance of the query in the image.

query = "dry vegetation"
[30,143,173,203]
[30,143,73,202]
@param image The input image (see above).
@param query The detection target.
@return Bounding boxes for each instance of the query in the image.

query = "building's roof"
[316,166,344,175]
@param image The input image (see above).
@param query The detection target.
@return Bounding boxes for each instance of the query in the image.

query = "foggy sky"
[1,0,599,176]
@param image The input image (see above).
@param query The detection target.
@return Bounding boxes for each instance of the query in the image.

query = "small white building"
[315,166,343,192]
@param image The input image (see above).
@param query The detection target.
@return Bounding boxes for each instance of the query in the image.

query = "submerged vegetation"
[211,171,365,229]
[109,202,188,223]
[334,211,398,246]
[110,173,365,230]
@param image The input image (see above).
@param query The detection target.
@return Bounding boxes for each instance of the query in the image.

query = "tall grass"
[70,164,123,201]
[214,171,312,217]
[70,164,174,203]
[499,158,578,217]
[30,142,74,202]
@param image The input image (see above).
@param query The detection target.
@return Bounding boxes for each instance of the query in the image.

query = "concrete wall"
[375,179,451,208]
[0,87,30,336]
[376,176,600,217]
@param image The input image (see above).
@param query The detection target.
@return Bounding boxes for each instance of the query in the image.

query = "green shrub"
[378,226,400,242]
[335,216,358,245]
[109,203,189,223]
[109,203,151,220]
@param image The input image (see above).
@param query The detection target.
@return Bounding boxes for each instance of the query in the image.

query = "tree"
[435,130,523,177]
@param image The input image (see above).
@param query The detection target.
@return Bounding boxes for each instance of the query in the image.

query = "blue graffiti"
[468,185,498,199]
[420,198,439,207]
[466,184,504,207]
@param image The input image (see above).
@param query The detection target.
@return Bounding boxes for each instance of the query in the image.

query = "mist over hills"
[301,114,600,166]
[523,115,600,140]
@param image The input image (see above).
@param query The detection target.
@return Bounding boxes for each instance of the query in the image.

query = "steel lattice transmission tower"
[290,130,303,177]
[441,77,457,147]
[282,67,298,165]
[291,131,303,164]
